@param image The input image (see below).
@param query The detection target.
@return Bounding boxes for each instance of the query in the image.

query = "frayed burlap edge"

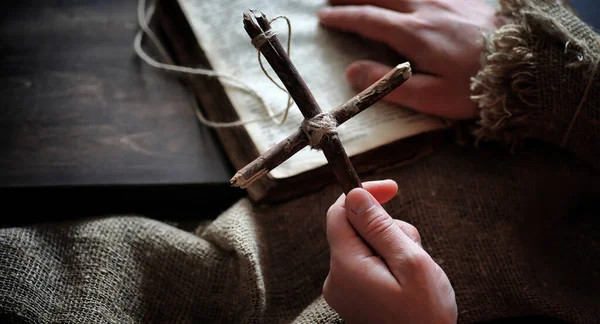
[470,0,598,145]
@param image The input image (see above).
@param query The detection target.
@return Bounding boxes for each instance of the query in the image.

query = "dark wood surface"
[0,0,244,225]
[1,0,595,226]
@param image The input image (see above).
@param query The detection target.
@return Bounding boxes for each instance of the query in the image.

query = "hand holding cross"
[231,10,412,195]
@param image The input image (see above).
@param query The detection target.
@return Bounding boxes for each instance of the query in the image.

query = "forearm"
[471,0,600,171]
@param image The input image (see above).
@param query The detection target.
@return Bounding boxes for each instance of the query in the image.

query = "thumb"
[345,187,420,262]
[345,60,448,117]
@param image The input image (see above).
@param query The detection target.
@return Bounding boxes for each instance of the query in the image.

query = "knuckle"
[358,5,377,20]
[404,250,433,275]
[424,0,449,10]
[402,222,422,243]
[356,5,393,28]
[362,208,394,238]
[348,258,374,278]
[408,15,436,32]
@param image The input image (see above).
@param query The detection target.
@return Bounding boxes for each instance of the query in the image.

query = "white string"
[256,15,294,126]
[133,0,295,127]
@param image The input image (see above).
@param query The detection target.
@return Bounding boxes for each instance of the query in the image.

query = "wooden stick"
[231,131,306,189]
[331,62,411,125]
[242,10,362,194]
[246,11,321,119]
[231,62,412,189]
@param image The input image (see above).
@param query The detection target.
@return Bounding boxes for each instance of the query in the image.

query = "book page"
[177,0,447,179]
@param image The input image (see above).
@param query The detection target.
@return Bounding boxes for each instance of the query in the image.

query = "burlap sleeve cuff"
[470,0,600,169]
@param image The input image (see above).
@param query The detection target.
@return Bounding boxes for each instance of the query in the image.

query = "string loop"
[133,0,294,128]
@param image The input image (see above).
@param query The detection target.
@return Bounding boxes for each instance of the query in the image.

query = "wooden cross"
[230,10,412,195]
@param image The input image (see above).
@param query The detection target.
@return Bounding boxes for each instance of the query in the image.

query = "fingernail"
[347,189,374,215]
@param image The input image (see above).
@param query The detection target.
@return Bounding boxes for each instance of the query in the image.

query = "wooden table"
[1,0,596,228]
[0,0,245,227]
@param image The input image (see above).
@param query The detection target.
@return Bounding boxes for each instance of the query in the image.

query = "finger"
[394,219,421,246]
[345,188,428,283]
[346,60,477,119]
[359,179,398,205]
[327,180,398,257]
[327,0,416,13]
[326,201,401,297]
[326,194,373,259]
[330,179,398,209]
[317,5,419,54]
[345,188,416,260]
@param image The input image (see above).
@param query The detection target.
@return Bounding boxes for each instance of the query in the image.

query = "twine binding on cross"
[301,113,339,149]
[251,29,277,49]
[250,21,295,124]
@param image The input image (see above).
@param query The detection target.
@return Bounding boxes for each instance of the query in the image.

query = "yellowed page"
[177,0,446,179]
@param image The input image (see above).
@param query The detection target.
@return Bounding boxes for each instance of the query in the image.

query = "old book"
[153,0,451,203]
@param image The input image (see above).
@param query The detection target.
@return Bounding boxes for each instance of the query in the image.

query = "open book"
[154,0,450,203]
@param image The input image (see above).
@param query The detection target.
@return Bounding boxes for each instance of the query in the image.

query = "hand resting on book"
[324,180,457,324]
[320,1,504,322]
[318,0,503,120]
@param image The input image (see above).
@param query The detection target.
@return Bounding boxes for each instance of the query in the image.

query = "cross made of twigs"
[231,10,412,195]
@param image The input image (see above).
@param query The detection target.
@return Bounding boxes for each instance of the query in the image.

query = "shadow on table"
[0,184,246,231]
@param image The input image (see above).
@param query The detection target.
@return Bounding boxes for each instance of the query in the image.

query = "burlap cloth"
[1,0,599,323]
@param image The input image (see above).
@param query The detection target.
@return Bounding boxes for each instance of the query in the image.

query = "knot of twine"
[251,29,278,50]
[301,113,338,149]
